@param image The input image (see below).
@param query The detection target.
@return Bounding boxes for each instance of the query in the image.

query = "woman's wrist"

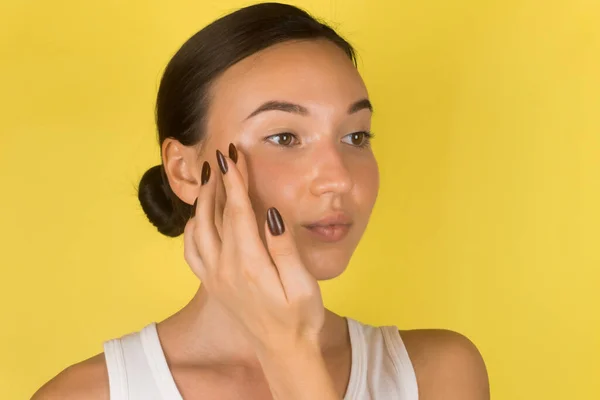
[256,339,339,400]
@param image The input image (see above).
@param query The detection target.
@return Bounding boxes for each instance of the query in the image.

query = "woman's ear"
[161,138,201,205]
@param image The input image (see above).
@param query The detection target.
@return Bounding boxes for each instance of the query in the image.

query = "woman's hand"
[183,143,326,354]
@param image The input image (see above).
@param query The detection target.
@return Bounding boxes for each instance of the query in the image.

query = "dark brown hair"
[138,2,356,237]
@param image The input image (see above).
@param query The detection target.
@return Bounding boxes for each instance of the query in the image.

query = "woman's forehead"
[209,40,367,116]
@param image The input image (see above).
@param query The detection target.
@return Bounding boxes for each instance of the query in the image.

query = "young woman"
[33,3,489,399]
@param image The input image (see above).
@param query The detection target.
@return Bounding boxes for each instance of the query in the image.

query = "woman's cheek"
[248,157,300,211]
[266,164,301,204]
[353,157,379,207]
[367,160,380,198]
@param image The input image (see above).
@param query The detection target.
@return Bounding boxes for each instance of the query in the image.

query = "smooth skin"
[32,39,489,399]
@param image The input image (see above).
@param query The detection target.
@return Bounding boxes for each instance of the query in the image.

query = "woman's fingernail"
[216,149,228,174]
[201,161,211,185]
[228,143,238,164]
[267,207,285,236]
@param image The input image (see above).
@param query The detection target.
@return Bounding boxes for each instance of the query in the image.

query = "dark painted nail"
[228,143,238,164]
[216,149,228,174]
[201,161,211,185]
[267,207,285,236]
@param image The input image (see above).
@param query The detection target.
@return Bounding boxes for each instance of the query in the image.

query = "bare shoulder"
[31,353,109,400]
[399,328,490,400]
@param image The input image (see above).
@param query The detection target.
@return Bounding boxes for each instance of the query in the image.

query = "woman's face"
[201,39,379,280]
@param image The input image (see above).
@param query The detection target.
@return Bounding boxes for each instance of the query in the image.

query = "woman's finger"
[213,143,249,240]
[264,207,317,299]
[217,145,263,251]
[192,160,222,270]
[228,142,250,191]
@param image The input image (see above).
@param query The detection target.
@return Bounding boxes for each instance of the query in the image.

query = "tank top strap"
[103,323,182,400]
[139,323,183,400]
[103,337,129,400]
[345,317,419,400]
[380,325,419,399]
[343,317,367,398]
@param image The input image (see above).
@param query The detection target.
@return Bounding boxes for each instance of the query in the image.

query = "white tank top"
[103,317,419,399]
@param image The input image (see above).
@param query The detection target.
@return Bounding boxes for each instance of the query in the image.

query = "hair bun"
[138,165,188,237]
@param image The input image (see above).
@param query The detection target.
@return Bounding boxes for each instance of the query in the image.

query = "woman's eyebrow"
[348,98,373,114]
[245,101,309,120]
[245,98,373,120]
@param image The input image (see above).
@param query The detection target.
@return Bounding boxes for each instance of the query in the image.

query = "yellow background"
[1,0,598,398]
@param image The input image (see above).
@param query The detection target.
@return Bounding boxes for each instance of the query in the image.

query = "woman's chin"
[312,266,347,281]
[301,251,352,281]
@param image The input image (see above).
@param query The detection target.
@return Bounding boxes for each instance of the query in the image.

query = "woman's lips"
[304,224,351,242]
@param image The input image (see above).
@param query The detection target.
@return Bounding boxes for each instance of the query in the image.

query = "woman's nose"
[308,147,354,197]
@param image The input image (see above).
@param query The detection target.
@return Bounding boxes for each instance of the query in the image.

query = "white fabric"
[103,317,419,399]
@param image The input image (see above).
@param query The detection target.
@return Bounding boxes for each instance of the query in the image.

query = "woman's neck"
[155,283,348,368]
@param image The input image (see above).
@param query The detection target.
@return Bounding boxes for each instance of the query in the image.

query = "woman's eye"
[266,131,374,148]
[342,131,374,148]
[266,133,297,147]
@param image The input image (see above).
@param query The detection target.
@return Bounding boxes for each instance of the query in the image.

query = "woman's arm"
[402,329,490,400]
[257,340,338,400]
[30,353,109,400]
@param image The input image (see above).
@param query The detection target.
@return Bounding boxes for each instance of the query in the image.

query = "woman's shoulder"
[31,352,109,400]
[398,328,490,400]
